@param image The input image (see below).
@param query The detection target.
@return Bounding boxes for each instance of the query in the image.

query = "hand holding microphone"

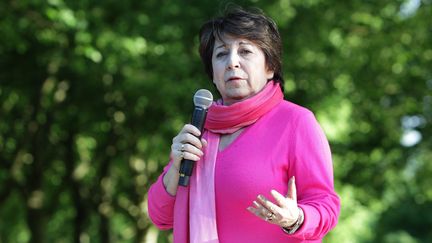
[170,89,213,187]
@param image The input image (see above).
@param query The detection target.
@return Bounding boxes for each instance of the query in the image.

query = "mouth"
[227,76,244,82]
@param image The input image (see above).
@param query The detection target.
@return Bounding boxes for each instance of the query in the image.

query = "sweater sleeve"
[147,162,176,230]
[288,110,341,240]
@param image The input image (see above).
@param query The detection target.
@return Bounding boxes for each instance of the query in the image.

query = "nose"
[227,52,240,70]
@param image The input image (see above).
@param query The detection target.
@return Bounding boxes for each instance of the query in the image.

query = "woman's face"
[212,35,274,105]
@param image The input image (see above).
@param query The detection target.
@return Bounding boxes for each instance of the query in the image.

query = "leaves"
[0,0,431,242]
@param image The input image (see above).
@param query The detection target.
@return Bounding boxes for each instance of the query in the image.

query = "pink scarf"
[189,81,283,243]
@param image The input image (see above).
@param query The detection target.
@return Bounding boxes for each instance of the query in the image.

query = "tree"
[0,0,430,242]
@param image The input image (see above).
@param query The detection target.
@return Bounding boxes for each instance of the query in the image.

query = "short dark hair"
[199,7,284,91]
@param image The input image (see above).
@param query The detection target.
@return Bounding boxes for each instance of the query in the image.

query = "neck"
[222,88,267,106]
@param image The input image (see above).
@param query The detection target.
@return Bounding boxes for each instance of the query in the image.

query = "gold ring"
[181,144,185,152]
[269,213,275,221]
[266,212,275,221]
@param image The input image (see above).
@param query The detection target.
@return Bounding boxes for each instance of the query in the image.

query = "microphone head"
[193,89,213,109]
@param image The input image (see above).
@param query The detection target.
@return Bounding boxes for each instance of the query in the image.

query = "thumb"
[286,176,297,202]
[201,138,208,147]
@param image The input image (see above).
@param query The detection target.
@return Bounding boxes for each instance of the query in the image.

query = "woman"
[147,7,340,243]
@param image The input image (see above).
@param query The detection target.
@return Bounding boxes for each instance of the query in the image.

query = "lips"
[227,76,244,82]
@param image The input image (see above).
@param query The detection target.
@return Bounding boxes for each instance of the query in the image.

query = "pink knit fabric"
[189,81,283,242]
[147,101,340,242]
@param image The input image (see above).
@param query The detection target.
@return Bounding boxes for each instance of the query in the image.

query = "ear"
[264,62,275,79]
[266,69,275,80]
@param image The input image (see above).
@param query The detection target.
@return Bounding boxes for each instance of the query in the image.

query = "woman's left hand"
[247,176,300,228]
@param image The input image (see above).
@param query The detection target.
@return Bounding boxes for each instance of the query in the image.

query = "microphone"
[178,89,213,186]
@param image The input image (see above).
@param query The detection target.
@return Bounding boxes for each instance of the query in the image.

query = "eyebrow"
[215,41,253,50]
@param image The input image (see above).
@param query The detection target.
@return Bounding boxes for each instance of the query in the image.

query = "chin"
[227,91,248,99]
[224,94,252,105]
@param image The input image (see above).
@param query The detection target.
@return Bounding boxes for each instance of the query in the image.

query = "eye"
[216,51,227,58]
[240,49,252,55]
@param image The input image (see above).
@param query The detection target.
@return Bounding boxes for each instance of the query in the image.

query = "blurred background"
[0,0,431,242]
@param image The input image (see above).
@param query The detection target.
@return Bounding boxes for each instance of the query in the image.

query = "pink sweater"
[147,101,340,242]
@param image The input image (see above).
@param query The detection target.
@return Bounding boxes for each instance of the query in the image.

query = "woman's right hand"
[170,124,207,170]
[163,124,207,195]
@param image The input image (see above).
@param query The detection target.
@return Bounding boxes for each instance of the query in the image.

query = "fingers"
[247,195,279,222]
[269,177,297,207]
[247,178,300,227]
[271,189,287,206]
[247,200,274,222]
[201,138,208,147]
[257,195,279,214]
[173,124,203,149]
[172,143,203,161]
[287,176,297,201]
[183,124,202,138]
[171,124,205,165]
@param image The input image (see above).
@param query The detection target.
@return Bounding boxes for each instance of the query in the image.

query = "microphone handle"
[178,106,208,186]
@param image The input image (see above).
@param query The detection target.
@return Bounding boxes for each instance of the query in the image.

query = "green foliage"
[0,0,431,242]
